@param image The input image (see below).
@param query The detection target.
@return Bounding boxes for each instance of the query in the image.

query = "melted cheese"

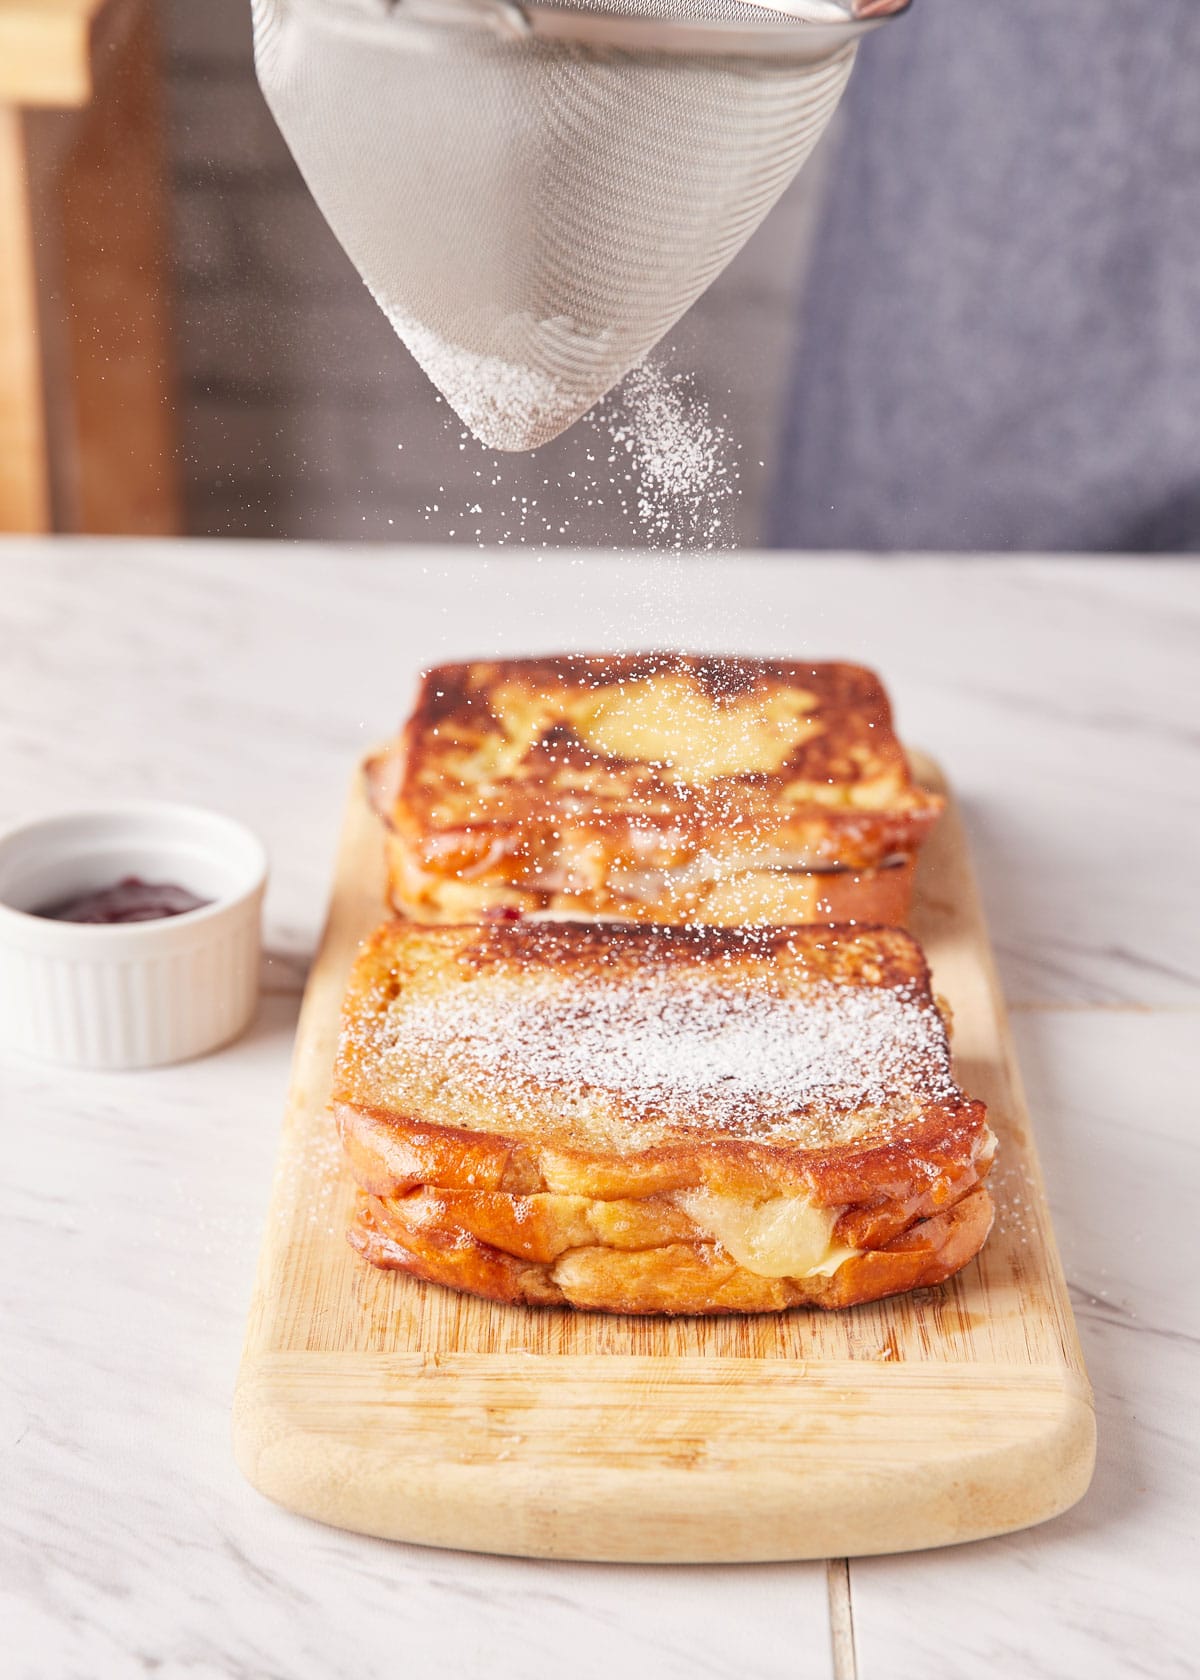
[445,673,829,788]
[575,676,822,781]
[675,1190,860,1279]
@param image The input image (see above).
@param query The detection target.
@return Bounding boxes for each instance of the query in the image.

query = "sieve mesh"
[252,0,886,450]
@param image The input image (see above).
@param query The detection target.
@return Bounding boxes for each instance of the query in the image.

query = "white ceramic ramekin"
[0,803,267,1070]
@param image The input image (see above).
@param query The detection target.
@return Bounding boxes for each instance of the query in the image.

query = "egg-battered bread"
[333,919,995,1314]
[368,655,943,926]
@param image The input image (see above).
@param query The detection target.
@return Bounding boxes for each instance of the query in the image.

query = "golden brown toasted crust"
[333,919,994,1313]
[349,1184,994,1315]
[369,655,942,924]
[379,830,917,928]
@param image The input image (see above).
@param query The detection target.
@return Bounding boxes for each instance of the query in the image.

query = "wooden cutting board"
[233,755,1095,1562]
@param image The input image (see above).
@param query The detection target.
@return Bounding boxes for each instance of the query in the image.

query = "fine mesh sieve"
[252,0,908,450]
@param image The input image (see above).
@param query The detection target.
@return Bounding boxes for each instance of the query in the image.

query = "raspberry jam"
[37,876,210,924]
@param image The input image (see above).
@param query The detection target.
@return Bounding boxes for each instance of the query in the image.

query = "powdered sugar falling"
[599,362,741,551]
[417,356,743,552]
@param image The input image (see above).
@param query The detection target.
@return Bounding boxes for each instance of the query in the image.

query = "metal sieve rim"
[302,0,912,63]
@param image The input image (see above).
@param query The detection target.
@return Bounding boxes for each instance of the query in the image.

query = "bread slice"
[368,654,943,926]
[333,919,995,1314]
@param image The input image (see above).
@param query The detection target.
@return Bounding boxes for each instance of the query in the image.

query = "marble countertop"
[2,541,1196,1680]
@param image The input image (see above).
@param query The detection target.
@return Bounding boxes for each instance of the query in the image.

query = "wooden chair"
[0,0,179,533]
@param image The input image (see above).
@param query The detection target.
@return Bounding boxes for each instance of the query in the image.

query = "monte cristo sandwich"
[367,654,943,927]
[332,919,995,1314]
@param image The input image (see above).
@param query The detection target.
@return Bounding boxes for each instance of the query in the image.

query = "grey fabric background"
[769,0,1200,552]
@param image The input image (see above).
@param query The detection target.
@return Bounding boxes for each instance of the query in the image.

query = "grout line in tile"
[826,1558,858,1680]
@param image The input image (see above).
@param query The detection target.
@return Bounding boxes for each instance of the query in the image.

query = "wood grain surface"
[233,754,1095,1561]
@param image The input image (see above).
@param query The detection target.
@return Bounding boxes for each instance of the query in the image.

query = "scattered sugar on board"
[357,972,958,1140]
[273,1120,345,1235]
[989,1149,1039,1234]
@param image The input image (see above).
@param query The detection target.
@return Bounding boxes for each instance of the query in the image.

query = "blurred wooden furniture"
[0,0,179,533]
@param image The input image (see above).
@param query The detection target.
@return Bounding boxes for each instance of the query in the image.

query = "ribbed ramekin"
[0,804,267,1069]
